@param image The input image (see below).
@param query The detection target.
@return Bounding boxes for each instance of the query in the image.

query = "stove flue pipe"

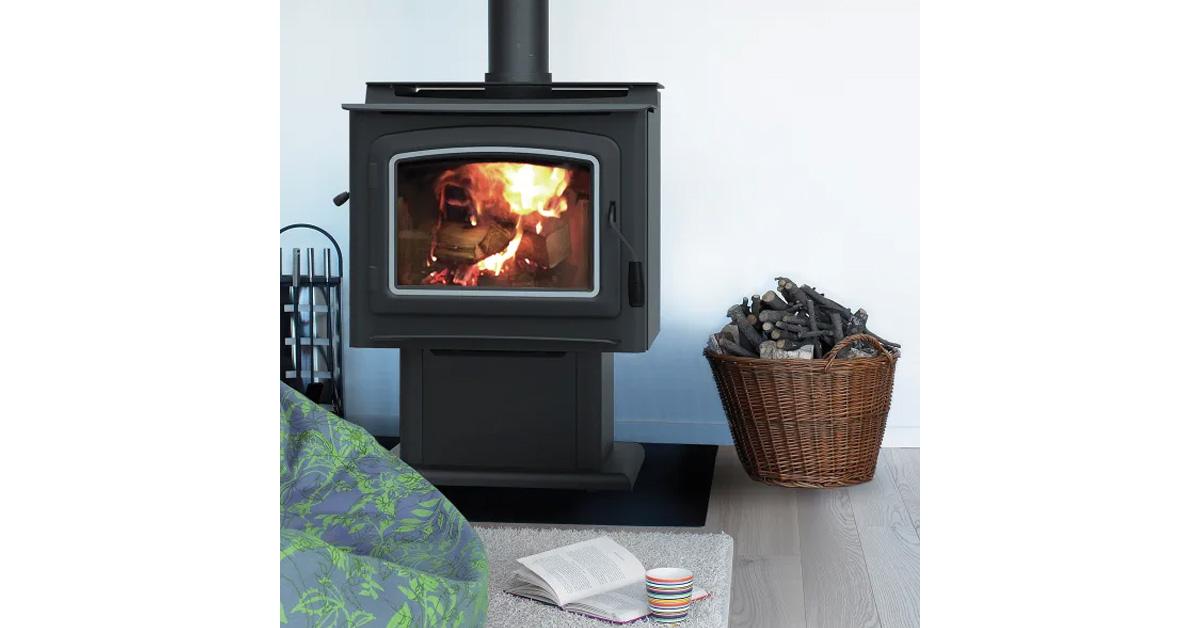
[485,0,551,84]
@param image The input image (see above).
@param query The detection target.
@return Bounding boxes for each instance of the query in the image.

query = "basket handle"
[822,334,895,372]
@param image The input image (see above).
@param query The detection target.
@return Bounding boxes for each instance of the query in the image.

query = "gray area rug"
[475,526,734,627]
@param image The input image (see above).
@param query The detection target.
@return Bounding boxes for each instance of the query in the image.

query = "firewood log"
[847,308,869,334]
[753,343,811,357]
[773,320,801,333]
[865,329,901,348]
[758,310,788,323]
[727,303,765,352]
[804,299,824,358]
[770,328,799,341]
[759,341,811,360]
[760,290,789,311]
[713,277,899,361]
[719,337,756,357]
[433,221,516,263]
[774,276,806,305]
[799,284,852,318]
[516,221,571,269]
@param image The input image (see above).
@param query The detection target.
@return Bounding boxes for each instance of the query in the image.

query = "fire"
[475,228,523,276]
[428,162,572,284]
[500,163,570,218]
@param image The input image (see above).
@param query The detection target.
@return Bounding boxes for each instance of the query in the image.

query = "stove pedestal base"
[415,441,643,490]
[398,348,644,491]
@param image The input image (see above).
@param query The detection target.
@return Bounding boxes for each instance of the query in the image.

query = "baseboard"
[616,420,919,448]
[615,420,733,445]
[881,426,920,447]
[374,419,919,448]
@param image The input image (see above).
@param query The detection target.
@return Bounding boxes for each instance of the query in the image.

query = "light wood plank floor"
[705,446,920,628]
[472,446,920,628]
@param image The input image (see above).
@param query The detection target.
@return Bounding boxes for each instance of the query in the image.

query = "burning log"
[433,221,516,263]
[515,216,572,269]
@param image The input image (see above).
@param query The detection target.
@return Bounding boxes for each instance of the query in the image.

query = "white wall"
[281,0,919,446]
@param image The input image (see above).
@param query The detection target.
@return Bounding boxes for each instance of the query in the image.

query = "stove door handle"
[606,201,645,308]
[627,261,646,308]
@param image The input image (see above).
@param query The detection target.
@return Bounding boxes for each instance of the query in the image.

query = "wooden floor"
[471,446,919,627]
[702,446,920,628]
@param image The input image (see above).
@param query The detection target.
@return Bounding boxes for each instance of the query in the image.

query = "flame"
[429,162,572,283]
[475,228,523,276]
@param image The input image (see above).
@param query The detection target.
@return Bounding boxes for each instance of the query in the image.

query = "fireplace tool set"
[280,223,344,415]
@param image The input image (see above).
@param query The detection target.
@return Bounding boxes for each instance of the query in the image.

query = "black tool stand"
[398,349,644,491]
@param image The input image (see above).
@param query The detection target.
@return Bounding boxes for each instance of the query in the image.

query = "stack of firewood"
[707,276,901,360]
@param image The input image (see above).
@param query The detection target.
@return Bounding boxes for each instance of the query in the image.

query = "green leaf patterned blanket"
[280,384,488,627]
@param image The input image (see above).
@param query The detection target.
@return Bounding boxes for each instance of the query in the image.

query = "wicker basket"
[705,334,898,488]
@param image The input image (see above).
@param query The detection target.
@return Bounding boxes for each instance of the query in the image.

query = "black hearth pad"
[372,440,716,527]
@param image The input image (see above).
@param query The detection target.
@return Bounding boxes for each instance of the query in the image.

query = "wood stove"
[342,0,660,490]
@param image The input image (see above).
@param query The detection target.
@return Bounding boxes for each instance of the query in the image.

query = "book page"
[515,536,647,605]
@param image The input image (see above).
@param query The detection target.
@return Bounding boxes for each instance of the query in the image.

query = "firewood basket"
[705,334,898,488]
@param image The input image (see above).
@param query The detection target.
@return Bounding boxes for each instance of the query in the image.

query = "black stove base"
[415,442,645,491]
[433,444,717,527]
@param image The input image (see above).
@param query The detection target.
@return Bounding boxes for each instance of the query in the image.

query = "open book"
[504,536,710,624]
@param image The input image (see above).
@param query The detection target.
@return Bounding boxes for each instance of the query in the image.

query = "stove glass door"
[390,148,597,297]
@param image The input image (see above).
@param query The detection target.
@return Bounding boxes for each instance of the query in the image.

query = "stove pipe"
[485,0,551,84]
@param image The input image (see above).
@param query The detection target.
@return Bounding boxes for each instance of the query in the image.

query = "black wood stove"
[342,0,660,490]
